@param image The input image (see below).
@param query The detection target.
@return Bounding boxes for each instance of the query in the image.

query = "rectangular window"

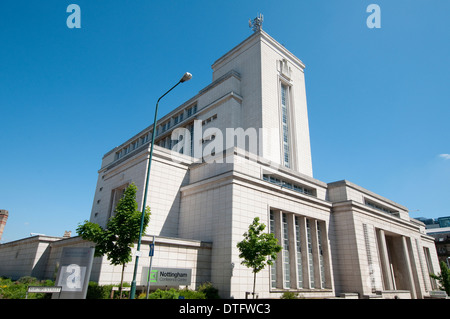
[132,140,139,150]
[280,84,291,168]
[262,174,316,197]
[423,247,437,290]
[141,133,149,145]
[282,213,290,288]
[317,222,326,288]
[365,199,398,217]
[306,219,315,288]
[188,123,194,156]
[108,184,128,221]
[270,210,277,289]
[295,217,303,288]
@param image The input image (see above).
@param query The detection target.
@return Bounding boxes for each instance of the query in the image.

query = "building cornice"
[332,200,421,234]
[328,179,408,212]
[212,30,305,71]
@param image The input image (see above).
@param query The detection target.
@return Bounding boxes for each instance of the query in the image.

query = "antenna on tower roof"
[249,13,263,32]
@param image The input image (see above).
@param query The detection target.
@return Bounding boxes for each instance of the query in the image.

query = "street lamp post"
[129,72,192,299]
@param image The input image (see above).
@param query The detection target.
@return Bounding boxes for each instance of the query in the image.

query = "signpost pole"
[146,235,155,299]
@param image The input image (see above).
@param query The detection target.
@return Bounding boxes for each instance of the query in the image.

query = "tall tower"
[0,209,8,241]
[211,26,313,176]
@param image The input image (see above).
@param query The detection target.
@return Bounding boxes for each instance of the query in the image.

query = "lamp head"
[180,72,192,83]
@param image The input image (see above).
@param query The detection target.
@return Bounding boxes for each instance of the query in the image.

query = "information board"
[53,247,95,299]
[142,267,192,286]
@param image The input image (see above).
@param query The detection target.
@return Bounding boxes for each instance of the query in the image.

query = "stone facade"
[0,29,441,299]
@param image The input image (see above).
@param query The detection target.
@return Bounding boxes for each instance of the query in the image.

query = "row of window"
[115,104,198,161]
[157,114,218,153]
[365,199,399,217]
[262,174,315,196]
[270,210,327,290]
[115,133,150,160]
[157,104,197,136]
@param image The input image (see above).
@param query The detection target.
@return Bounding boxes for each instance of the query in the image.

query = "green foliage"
[144,288,206,299]
[197,281,220,299]
[86,282,131,299]
[86,282,113,299]
[179,288,206,299]
[280,291,299,299]
[0,277,55,299]
[77,183,151,266]
[237,217,282,298]
[237,217,282,274]
[147,288,180,299]
[77,183,150,298]
[430,261,450,296]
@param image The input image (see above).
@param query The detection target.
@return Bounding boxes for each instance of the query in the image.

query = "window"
[262,174,315,196]
[202,114,218,126]
[108,184,128,221]
[365,199,398,217]
[295,217,303,288]
[306,219,315,288]
[270,210,277,289]
[270,210,329,291]
[280,84,291,168]
[282,213,290,288]
[141,133,150,145]
[317,222,326,288]
[423,247,437,290]
[187,123,194,156]
[186,104,198,118]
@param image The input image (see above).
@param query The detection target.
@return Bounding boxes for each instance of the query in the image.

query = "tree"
[236,217,282,298]
[77,183,151,298]
[430,261,450,296]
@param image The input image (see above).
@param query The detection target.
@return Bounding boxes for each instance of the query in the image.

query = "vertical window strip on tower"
[280,84,290,168]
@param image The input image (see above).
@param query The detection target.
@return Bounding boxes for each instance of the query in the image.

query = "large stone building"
[0,28,441,299]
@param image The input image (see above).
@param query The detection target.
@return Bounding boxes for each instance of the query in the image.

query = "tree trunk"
[253,271,257,299]
[119,263,125,299]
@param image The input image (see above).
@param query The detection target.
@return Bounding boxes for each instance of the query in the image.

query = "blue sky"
[0,0,449,243]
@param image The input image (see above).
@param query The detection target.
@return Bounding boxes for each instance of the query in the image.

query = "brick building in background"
[0,210,8,242]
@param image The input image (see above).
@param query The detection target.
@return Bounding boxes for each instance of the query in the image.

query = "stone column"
[401,236,417,299]
[377,229,394,290]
